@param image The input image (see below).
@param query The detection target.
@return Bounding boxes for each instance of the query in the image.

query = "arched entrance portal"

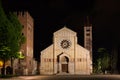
[57,52,70,74]
[61,56,69,73]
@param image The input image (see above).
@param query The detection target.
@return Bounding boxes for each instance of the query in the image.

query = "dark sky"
[1,0,120,60]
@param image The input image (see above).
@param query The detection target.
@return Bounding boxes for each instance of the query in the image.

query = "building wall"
[75,45,90,74]
[0,60,11,74]
[15,11,34,75]
[40,45,54,74]
[84,26,93,73]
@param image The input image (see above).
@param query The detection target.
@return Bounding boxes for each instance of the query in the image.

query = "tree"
[94,48,110,74]
[0,0,25,75]
[0,0,10,47]
[7,12,26,70]
[0,0,11,75]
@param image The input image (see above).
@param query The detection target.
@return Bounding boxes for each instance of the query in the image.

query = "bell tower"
[84,16,92,59]
[15,11,34,75]
[84,16,92,73]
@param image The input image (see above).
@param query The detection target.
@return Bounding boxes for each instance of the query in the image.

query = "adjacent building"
[0,11,36,75]
[14,11,36,75]
[84,16,93,73]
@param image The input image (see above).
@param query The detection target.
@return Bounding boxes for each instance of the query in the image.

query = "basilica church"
[40,25,92,75]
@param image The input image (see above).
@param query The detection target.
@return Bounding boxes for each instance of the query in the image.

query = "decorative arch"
[60,56,69,63]
[57,52,70,73]
[6,66,13,75]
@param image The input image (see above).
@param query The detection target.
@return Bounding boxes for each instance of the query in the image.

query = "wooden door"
[62,64,68,72]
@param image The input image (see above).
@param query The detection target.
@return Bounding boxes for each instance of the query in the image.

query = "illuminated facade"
[84,17,93,73]
[0,60,11,74]
[14,11,35,75]
[40,27,92,75]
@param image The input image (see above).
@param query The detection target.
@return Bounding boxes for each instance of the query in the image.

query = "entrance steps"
[57,72,72,75]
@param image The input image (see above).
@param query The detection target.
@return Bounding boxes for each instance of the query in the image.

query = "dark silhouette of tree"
[0,0,25,75]
[94,48,110,74]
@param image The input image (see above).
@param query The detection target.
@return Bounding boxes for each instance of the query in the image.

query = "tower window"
[22,25,24,28]
[86,29,90,32]
[28,26,31,30]
[86,27,91,31]
[29,61,31,65]
[86,33,90,36]
[22,33,24,35]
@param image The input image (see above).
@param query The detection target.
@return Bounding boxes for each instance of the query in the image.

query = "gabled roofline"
[54,26,76,36]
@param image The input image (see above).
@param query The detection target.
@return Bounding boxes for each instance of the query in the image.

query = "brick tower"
[15,11,34,75]
[84,16,92,73]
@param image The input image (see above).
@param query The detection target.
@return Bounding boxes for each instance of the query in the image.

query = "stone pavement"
[1,75,120,80]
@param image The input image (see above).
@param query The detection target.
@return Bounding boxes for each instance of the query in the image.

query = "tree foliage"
[0,0,25,75]
[7,12,26,58]
[0,46,11,60]
[94,48,110,74]
[0,0,10,47]
[0,0,25,58]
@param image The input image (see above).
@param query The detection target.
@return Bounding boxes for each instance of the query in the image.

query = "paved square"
[1,75,120,80]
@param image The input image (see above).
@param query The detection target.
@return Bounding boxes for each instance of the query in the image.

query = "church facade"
[40,27,92,75]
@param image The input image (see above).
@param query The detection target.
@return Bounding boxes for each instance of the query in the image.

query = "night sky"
[1,0,120,60]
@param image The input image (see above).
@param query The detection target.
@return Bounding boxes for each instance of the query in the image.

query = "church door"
[62,64,68,72]
[61,56,69,73]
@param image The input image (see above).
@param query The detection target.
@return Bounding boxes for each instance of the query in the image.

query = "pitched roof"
[54,26,76,36]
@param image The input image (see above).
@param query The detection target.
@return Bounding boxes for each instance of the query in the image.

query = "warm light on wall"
[19,51,25,59]
[0,61,3,67]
